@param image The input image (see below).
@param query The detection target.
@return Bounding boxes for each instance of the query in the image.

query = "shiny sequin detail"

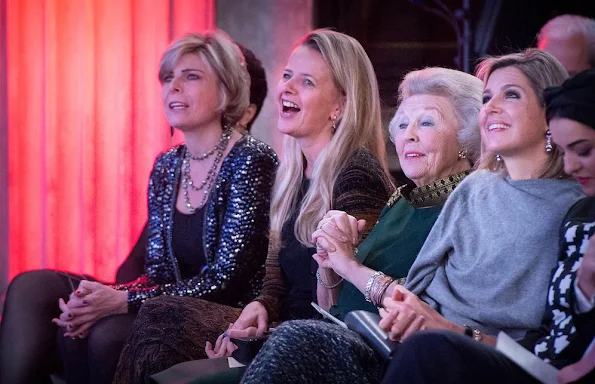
[112,135,278,312]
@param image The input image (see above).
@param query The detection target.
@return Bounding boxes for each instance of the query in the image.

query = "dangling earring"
[495,154,502,162]
[545,130,553,153]
[458,149,467,159]
[331,115,337,134]
[170,126,175,137]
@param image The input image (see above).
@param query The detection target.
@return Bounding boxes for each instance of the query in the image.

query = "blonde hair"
[475,49,569,179]
[390,67,483,164]
[159,31,249,126]
[270,29,389,248]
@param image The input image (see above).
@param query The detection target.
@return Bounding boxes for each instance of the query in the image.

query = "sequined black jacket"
[114,135,278,313]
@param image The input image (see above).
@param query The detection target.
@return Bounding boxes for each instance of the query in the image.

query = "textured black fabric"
[114,296,241,384]
[382,331,537,384]
[545,68,595,129]
[241,320,383,384]
[277,179,317,321]
[172,207,207,279]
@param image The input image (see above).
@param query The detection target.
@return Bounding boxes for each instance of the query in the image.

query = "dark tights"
[0,270,133,384]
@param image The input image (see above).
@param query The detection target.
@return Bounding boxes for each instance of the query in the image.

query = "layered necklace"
[181,126,233,213]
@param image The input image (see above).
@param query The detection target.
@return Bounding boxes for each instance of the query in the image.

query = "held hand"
[231,301,269,336]
[578,238,595,299]
[52,281,128,338]
[312,231,360,278]
[313,210,366,249]
[379,307,426,342]
[380,285,452,341]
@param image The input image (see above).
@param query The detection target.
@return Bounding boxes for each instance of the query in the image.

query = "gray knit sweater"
[405,170,584,339]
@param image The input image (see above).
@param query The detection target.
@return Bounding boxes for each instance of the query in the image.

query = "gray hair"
[537,14,595,67]
[158,31,250,127]
[389,67,483,164]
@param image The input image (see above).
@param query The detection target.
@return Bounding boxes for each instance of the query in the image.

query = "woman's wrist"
[116,290,129,314]
[316,268,343,289]
[336,258,364,281]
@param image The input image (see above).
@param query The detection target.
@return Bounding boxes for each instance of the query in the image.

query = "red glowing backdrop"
[6,0,214,282]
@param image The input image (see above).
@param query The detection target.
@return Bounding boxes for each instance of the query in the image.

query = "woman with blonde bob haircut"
[158,32,249,127]
[111,29,393,383]
[0,31,278,384]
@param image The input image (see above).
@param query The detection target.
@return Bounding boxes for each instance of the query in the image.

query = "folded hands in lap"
[52,280,128,339]
[379,285,453,342]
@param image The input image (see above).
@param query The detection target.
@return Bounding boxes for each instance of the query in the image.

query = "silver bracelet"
[316,269,344,289]
[364,271,385,302]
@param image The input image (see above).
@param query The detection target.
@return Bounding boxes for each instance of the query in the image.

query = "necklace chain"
[186,130,232,161]
[182,127,233,213]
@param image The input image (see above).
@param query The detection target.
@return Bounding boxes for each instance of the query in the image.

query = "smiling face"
[161,53,222,131]
[479,66,548,158]
[550,118,595,195]
[276,45,344,140]
[392,94,467,186]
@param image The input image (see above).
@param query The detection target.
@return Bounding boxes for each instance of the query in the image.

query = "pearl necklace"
[181,127,233,213]
[187,130,232,161]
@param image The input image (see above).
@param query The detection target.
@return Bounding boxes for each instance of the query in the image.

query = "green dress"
[331,171,470,320]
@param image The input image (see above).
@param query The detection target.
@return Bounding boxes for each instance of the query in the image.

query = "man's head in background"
[537,14,595,75]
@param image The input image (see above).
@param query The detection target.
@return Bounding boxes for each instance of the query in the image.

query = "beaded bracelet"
[371,274,395,307]
[316,268,344,289]
[364,271,385,302]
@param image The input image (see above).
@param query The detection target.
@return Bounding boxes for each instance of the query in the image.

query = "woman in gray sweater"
[240,49,585,384]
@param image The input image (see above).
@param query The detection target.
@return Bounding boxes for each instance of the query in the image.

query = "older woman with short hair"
[0,31,278,384]
[313,67,481,317]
